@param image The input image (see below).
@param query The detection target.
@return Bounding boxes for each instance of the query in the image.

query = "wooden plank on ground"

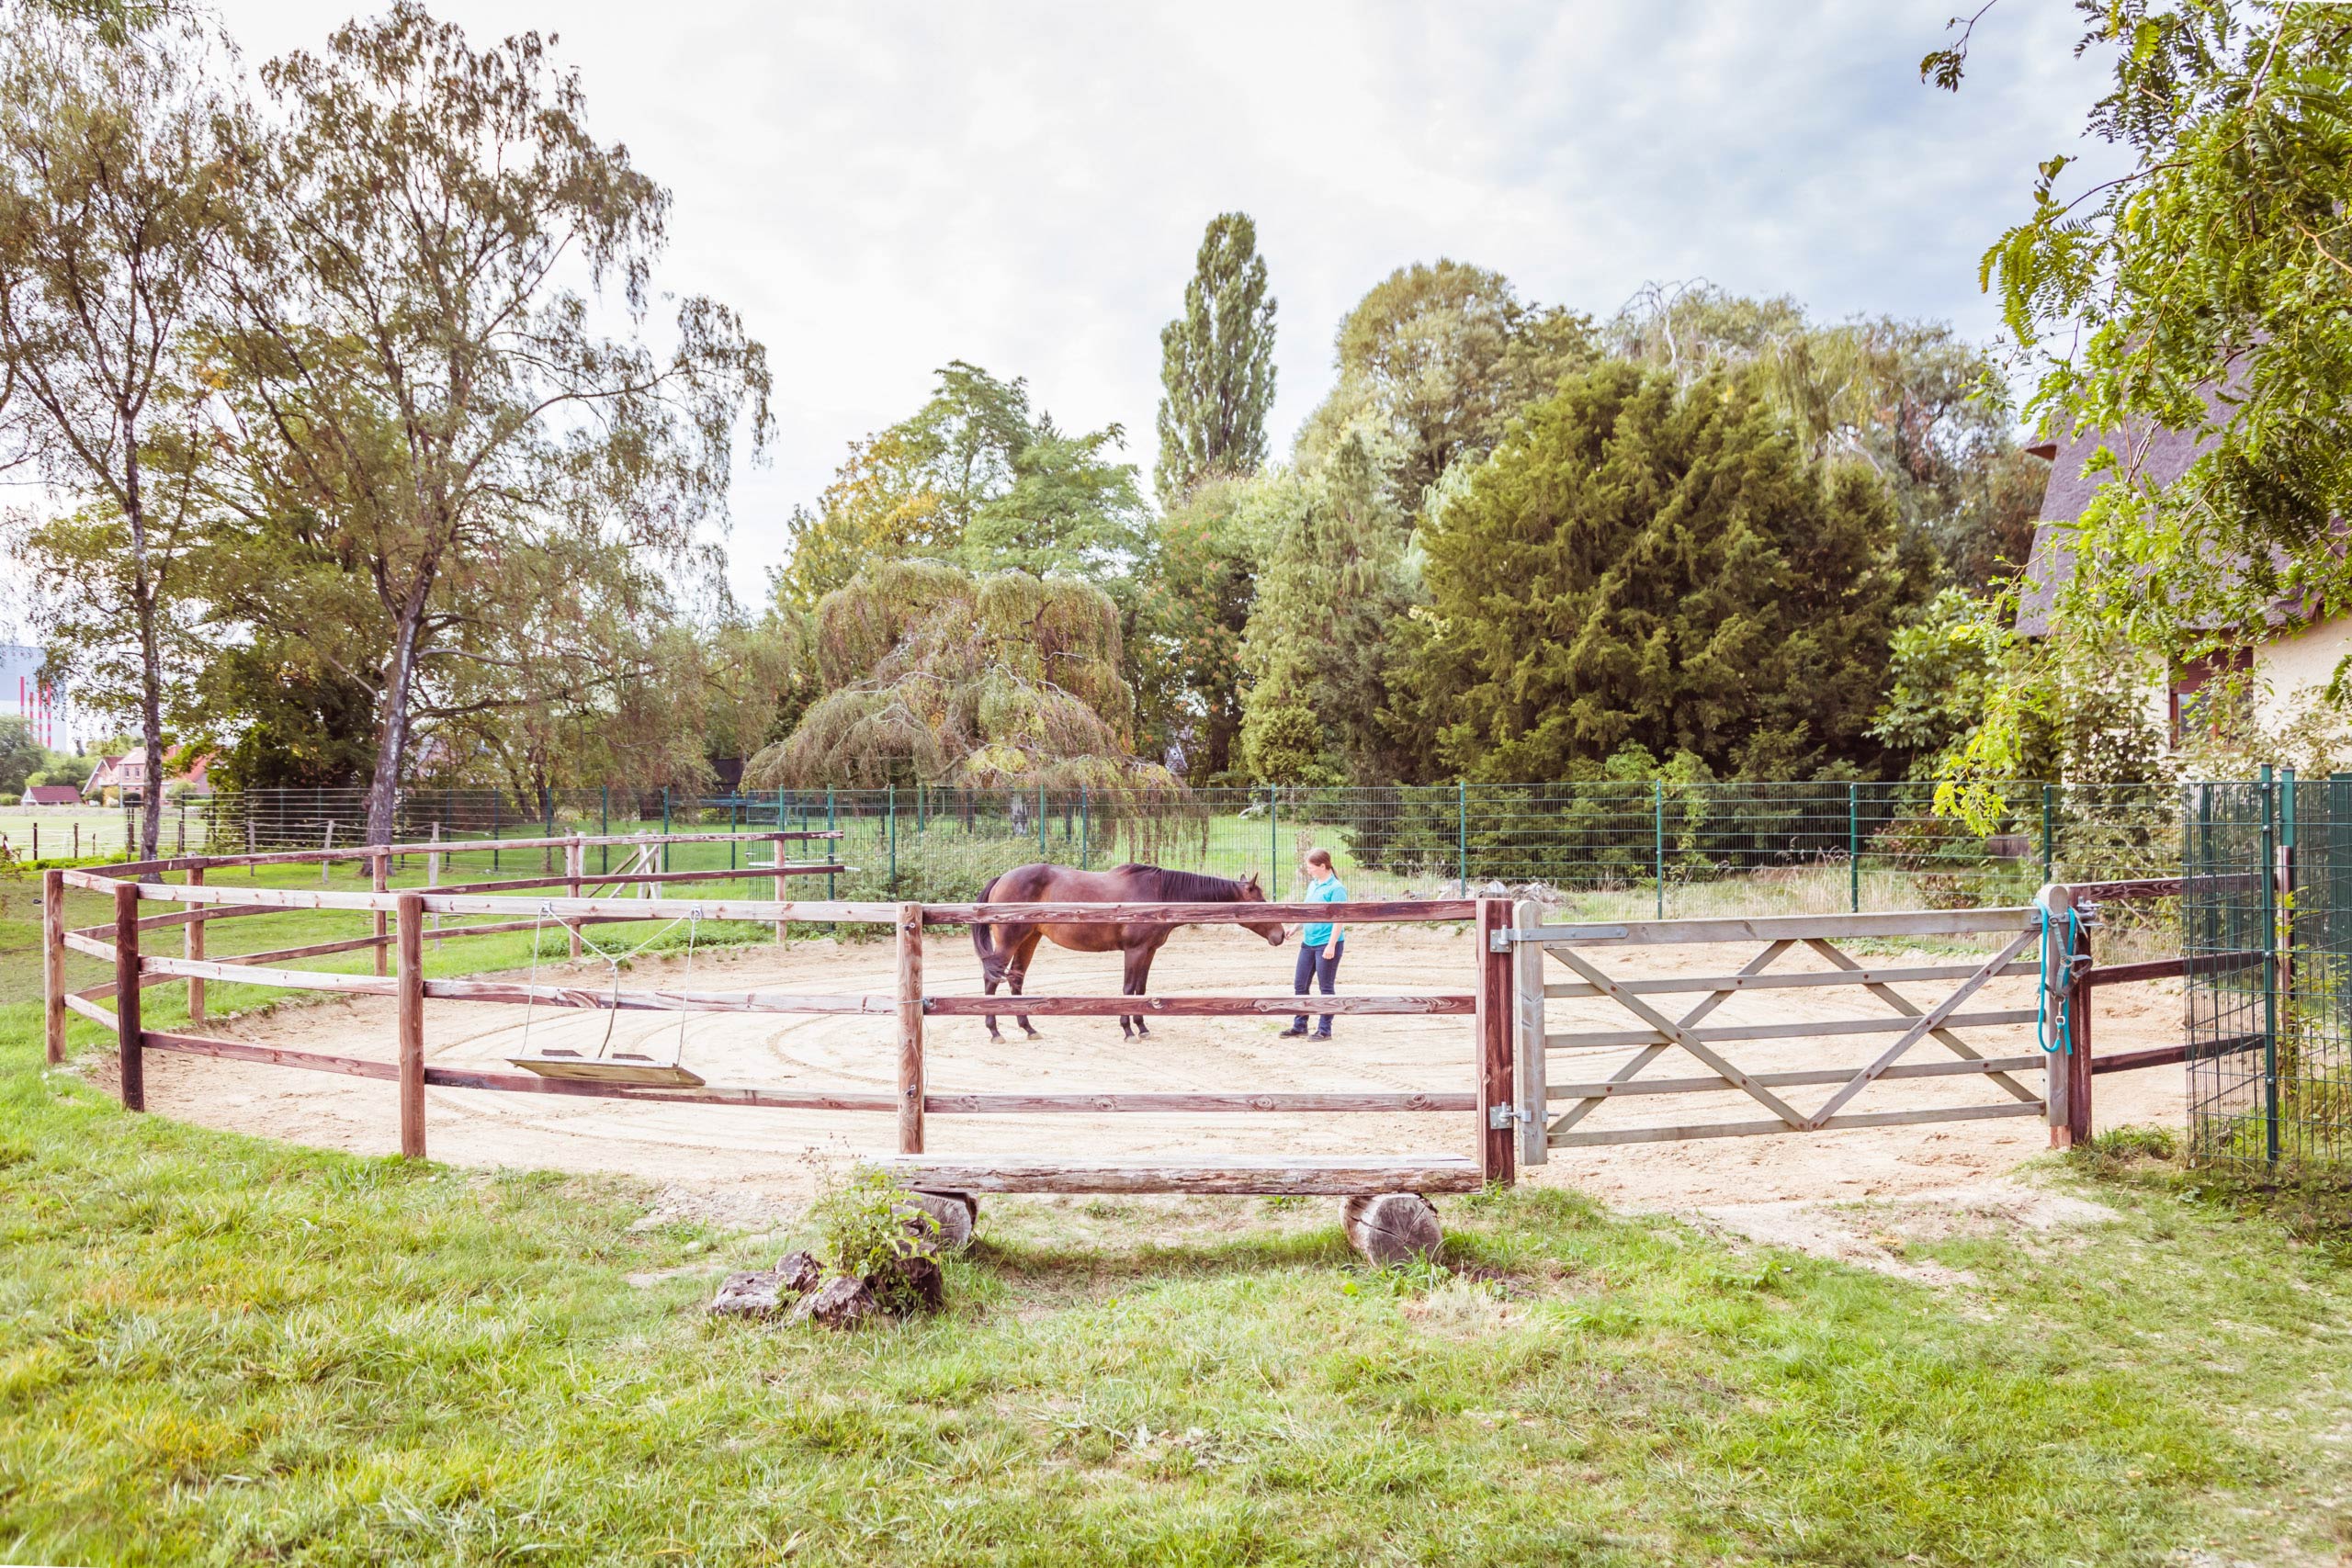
[870,1155,1484,1195]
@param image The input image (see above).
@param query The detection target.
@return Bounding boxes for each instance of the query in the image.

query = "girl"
[1280,847,1346,1039]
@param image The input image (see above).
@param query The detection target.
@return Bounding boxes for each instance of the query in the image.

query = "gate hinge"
[1487,1104,1532,1130]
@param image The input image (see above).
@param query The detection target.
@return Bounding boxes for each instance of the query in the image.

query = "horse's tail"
[970,872,1005,980]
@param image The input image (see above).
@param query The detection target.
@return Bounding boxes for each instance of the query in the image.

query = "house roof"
[24,784,80,805]
[2015,413,2222,636]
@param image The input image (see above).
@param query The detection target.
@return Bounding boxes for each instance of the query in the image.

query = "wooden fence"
[1499,876,2251,1163]
[41,833,1511,1198]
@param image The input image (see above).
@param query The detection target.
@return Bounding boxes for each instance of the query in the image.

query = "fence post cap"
[2035,883,2074,913]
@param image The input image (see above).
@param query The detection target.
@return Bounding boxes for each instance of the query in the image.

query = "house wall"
[2253,614,2352,729]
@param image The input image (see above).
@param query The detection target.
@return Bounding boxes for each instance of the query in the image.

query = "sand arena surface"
[133,923,2187,1218]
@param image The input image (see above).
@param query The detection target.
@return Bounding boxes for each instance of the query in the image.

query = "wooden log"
[141,1031,396,1079]
[372,852,390,977]
[187,865,206,1027]
[898,1190,971,1252]
[926,897,1476,926]
[566,837,583,960]
[398,892,425,1159]
[1342,1192,1444,1267]
[923,993,1475,1016]
[922,1091,1476,1114]
[42,869,65,1065]
[63,993,115,1027]
[137,954,401,996]
[872,1155,1484,1196]
[115,883,142,1111]
[62,931,114,962]
[424,978,895,1013]
[897,901,924,1155]
[2090,1043,2191,1075]
[1476,897,1515,1185]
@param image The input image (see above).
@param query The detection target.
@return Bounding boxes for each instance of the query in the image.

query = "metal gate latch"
[1487,1104,1531,1130]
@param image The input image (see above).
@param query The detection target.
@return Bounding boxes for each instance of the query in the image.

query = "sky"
[140,3,2123,613]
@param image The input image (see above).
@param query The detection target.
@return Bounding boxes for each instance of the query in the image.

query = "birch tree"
[205,4,770,845]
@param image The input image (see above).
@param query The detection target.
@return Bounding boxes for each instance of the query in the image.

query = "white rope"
[516,905,705,1066]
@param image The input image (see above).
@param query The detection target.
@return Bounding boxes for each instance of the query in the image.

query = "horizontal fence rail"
[41,844,1519,1198]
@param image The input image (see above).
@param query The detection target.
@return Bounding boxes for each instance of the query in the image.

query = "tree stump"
[1342,1192,1444,1267]
[899,1191,974,1253]
[708,1270,790,1320]
[775,1249,823,1294]
[793,1275,879,1328]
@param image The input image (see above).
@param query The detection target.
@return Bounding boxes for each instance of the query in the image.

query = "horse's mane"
[1116,864,1255,901]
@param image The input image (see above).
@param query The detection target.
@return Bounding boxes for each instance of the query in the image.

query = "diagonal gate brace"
[1546,943,1810,1129]
[1804,927,2041,1128]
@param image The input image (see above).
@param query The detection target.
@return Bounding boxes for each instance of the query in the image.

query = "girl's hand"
[1324,942,1339,960]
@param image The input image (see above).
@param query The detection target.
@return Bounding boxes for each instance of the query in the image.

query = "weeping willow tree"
[746,561,1192,847]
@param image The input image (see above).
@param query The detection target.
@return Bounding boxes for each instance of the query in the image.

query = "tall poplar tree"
[1153,211,1276,507]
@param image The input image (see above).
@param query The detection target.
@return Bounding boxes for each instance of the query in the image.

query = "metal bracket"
[1487,1104,1531,1130]
[1489,924,1628,951]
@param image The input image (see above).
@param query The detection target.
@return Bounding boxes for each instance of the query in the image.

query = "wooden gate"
[1500,902,2054,1162]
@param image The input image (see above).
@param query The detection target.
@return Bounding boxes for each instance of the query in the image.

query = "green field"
[4,860,2351,1563]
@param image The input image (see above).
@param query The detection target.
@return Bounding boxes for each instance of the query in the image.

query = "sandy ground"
[130,924,2186,1232]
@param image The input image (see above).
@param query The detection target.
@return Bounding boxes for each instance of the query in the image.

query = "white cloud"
[201,0,2127,604]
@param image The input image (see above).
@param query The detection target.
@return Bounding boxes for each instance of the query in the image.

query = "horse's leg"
[980,923,1014,1043]
[1124,935,1169,1039]
[1009,930,1044,1040]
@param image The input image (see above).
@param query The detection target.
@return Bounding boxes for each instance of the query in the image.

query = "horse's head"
[1237,873,1287,945]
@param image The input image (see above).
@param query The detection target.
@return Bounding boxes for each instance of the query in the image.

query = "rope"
[2036,902,2086,1055]
[515,904,704,1066]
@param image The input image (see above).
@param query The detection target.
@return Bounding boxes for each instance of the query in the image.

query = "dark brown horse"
[971,863,1288,1040]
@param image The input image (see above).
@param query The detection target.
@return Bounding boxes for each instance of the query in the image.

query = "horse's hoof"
[1023,1028,1043,1041]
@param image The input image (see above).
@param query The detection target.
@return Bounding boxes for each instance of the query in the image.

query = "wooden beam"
[1544,1008,2035,1052]
[1521,907,2034,946]
[923,1091,1476,1114]
[63,993,115,1027]
[2090,1044,2190,1075]
[42,869,66,1066]
[424,978,894,1013]
[62,931,114,962]
[870,1155,1484,1196]
[138,954,401,997]
[1512,897,1548,1168]
[1476,897,1515,1185]
[897,901,923,1156]
[1544,959,2037,998]
[1548,1100,2047,1147]
[398,892,425,1159]
[187,865,206,1028]
[114,883,143,1111]
[923,993,1475,1016]
[923,898,1477,926]
[1548,1054,2050,1099]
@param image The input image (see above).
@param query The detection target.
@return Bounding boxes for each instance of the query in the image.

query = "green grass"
[6,866,2352,1562]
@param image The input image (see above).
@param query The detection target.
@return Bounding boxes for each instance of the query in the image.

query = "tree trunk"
[123,442,164,865]
[365,602,426,847]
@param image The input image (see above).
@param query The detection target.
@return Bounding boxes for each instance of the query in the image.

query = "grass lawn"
[4,866,2351,1563]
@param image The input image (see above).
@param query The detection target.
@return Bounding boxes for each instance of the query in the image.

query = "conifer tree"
[1154,212,1276,508]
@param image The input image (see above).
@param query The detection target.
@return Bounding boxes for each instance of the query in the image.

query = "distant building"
[23,784,80,806]
[2015,408,2352,746]
[82,751,216,807]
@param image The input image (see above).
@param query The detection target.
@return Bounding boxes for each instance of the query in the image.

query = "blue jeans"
[1292,939,1343,1034]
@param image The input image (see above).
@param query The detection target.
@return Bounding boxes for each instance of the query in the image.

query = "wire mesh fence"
[2183,772,2352,1173]
[136,778,2199,913]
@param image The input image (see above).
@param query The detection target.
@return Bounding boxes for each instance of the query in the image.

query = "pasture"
[6,863,2352,1564]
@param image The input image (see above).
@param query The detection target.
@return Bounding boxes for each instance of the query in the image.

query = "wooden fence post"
[398,891,426,1158]
[371,850,390,976]
[567,836,584,959]
[2066,898,2095,1147]
[2038,884,2074,1148]
[42,868,66,1065]
[774,834,789,945]
[115,881,143,1111]
[187,864,206,1026]
[1511,897,1547,1168]
[1476,897,1516,1186]
[897,901,924,1154]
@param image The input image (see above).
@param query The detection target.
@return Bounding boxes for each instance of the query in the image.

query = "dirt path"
[132,924,2186,1224]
